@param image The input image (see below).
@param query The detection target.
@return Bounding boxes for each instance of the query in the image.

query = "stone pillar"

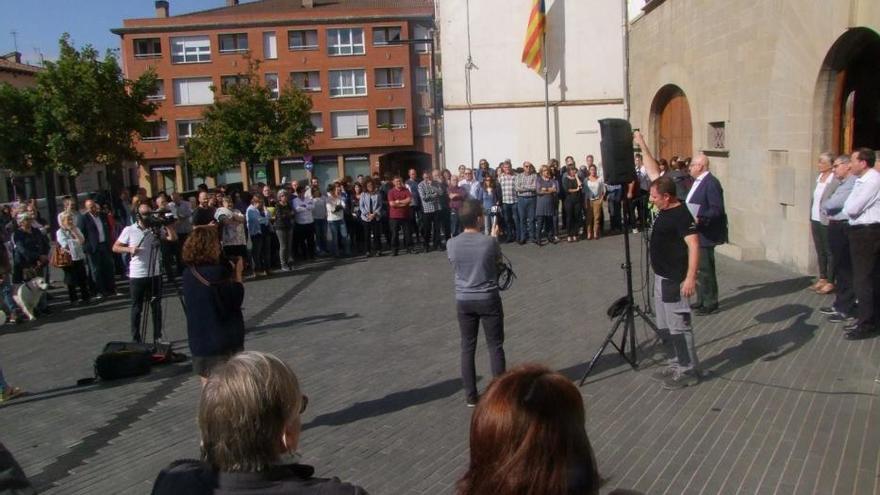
[240,161,250,190]
[273,158,282,186]
[174,162,184,193]
[138,163,152,197]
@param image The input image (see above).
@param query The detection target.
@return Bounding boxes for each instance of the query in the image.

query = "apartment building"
[114,0,436,195]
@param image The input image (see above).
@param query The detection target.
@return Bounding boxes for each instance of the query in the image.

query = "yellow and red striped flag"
[521,0,546,73]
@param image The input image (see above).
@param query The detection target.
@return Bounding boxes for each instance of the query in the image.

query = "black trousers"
[457,295,506,401]
[828,222,855,315]
[849,225,880,331]
[160,240,178,284]
[421,211,441,250]
[63,260,90,303]
[130,275,162,342]
[250,234,271,272]
[294,223,315,260]
[361,219,382,254]
[175,233,189,275]
[563,195,582,235]
[389,218,412,252]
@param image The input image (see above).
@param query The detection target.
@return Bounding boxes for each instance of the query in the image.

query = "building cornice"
[444,98,624,111]
[112,13,433,36]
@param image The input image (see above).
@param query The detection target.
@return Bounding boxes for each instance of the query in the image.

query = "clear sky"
[0,0,259,65]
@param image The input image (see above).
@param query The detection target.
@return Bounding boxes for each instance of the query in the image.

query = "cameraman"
[446,198,506,407]
[113,203,177,343]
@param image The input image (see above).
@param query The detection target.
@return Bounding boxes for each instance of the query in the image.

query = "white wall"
[437,0,626,169]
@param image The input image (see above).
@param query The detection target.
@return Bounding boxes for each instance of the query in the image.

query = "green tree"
[186,69,314,177]
[0,84,44,174]
[36,34,158,192]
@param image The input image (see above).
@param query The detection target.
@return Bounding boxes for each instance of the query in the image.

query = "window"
[220,75,249,94]
[329,69,367,97]
[374,67,403,88]
[291,71,321,92]
[288,29,318,50]
[142,121,168,141]
[377,109,406,129]
[412,22,432,53]
[327,28,365,56]
[372,26,401,45]
[265,73,279,99]
[331,111,369,138]
[218,33,248,53]
[176,120,202,147]
[414,67,430,93]
[134,38,162,57]
[417,111,432,136]
[173,77,214,105]
[147,80,165,100]
[263,31,278,59]
[310,113,323,132]
[344,155,371,178]
[170,36,211,63]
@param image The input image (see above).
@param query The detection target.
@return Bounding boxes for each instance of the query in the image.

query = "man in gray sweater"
[446,198,506,407]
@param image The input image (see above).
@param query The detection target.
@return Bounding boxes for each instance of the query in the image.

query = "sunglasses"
[299,394,309,414]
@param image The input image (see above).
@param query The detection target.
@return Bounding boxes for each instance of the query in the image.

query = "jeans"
[250,233,272,272]
[130,275,162,342]
[535,215,553,241]
[0,275,16,316]
[457,295,506,402]
[422,211,441,250]
[389,218,412,252]
[516,196,536,242]
[607,190,622,231]
[449,210,461,237]
[362,219,382,254]
[276,228,292,268]
[501,203,518,242]
[483,212,497,236]
[328,220,350,257]
[314,219,328,254]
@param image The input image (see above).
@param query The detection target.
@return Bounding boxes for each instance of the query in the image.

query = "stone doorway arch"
[650,84,693,161]
[813,27,880,155]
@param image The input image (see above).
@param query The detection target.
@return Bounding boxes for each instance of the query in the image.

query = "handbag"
[51,245,73,268]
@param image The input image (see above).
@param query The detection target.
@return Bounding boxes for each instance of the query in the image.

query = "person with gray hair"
[809,151,839,294]
[820,155,857,325]
[151,351,368,494]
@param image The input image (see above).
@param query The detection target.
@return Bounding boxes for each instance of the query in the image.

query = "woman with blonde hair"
[56,212,90,305]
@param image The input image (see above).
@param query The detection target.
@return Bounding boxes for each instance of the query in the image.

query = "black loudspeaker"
[598,118,637,185]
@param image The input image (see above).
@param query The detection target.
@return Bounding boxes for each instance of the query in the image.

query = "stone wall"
[628,0,880,273]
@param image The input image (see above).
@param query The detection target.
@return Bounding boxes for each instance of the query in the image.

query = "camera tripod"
[579,196,658,386]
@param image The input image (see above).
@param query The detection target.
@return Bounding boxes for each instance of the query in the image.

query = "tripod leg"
[580,312,628,386]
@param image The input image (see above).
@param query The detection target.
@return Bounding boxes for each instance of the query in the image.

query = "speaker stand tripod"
[580,197,658,386]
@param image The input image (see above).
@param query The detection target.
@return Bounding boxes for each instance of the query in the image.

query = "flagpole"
[543,32,551,166]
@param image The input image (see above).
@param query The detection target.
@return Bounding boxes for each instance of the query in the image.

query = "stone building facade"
[628,0,880,273]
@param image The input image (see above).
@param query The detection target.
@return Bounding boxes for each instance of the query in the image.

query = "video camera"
[138,210,176,229]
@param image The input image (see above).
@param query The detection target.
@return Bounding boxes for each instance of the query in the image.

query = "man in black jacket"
[77,199,117,299]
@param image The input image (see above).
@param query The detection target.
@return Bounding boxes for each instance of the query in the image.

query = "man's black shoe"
[392,250,398,256]
[819,306,838,315]
[844,328,874,340]
[844,321,859,331]
[695,306,718,315]
[689,302,703,310]
[518,240,526,245]
[828,313,854,324]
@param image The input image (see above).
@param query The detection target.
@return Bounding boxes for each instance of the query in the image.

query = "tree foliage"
[0,84,43,173]
[0,34,156,180]
[186,64,314,177]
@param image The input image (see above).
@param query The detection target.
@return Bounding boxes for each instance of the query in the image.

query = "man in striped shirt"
[497,160,518,243]
[514,162,538,244]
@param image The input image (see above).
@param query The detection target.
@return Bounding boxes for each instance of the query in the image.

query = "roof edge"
[112,13,434,36]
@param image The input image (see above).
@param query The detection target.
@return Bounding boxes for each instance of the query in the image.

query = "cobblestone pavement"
[1,234,878,494]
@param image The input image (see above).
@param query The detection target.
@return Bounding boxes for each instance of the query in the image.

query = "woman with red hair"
[458,364,635,495]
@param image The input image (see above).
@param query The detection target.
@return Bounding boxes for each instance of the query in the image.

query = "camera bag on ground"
[94,342,153,381]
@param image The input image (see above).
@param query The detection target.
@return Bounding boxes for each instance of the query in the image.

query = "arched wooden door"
[652,85,693,160]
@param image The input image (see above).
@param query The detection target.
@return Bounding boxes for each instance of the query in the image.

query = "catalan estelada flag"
[521,0,546,73]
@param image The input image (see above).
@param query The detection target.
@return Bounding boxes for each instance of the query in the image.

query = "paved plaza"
[1,235,878,494]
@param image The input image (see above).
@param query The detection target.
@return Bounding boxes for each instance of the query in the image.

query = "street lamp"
[386,32,441,171]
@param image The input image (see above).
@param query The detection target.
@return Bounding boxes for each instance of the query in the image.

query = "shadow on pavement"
[303,377,463,430]
[700,304,817,380]
[248,312,360,335]
[718,276,813,312]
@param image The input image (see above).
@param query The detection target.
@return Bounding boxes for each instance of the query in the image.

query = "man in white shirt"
[112,203,177,343]
[841,147,880,340]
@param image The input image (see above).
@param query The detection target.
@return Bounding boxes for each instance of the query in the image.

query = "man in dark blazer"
[78,198,117,299]
[684,155,727,314]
